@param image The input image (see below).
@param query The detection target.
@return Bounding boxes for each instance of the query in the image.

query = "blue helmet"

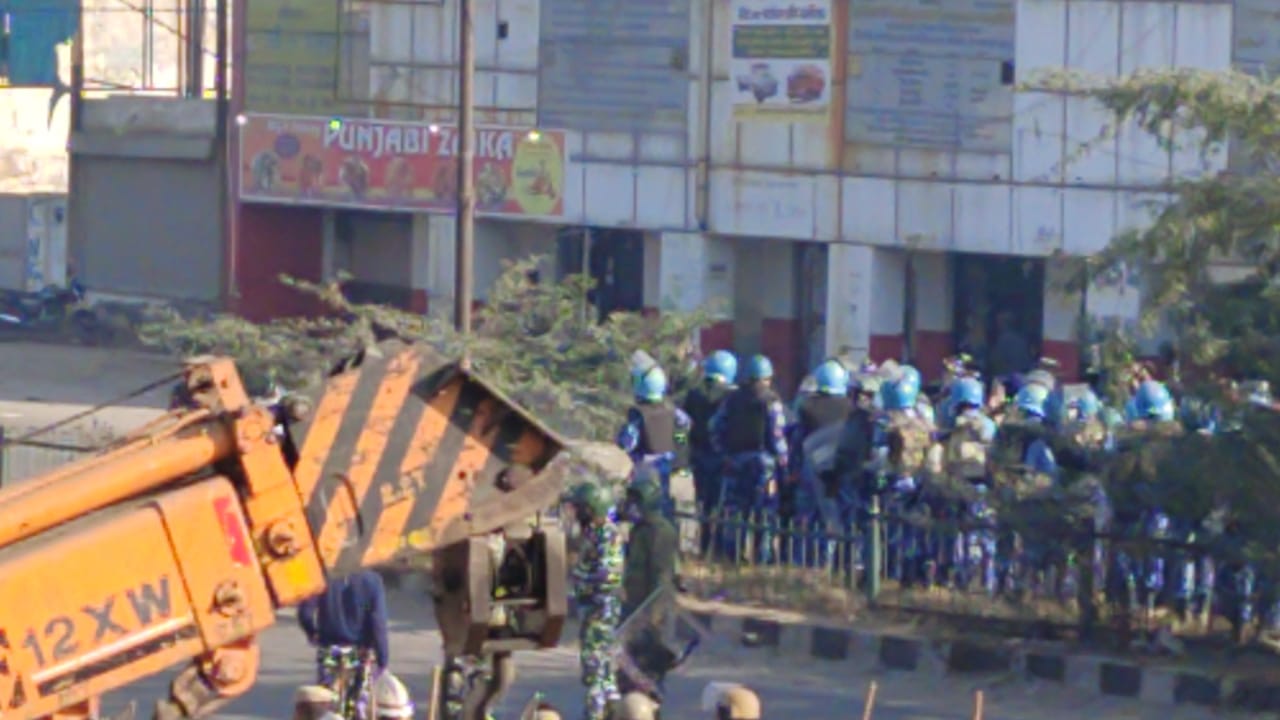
[745,354,773,382]
[633,366,667,402]
[1067,389,1100,420]
[813,360,850,395]
[880,376,918,411]
[898,366,922,395]
[1015,384,1051,418]
[950,377,984,408]
[1133,380,1175,422]
[704,350,738,385]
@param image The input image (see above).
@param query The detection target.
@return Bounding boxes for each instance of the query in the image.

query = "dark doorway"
[556,227,645,320]
[794,242,828,374]
[953,254,1045,379]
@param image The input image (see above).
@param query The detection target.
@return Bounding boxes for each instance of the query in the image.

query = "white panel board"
[498,0,540,70]
[658,232,708,312]
[1015,0,1066,73]
[1013,93,1065,182]
[1116,191,1169,237]
[370,3,414,65]
[840,177,896,245]
[1063,1,1119,185]
[1011,186,1062,255]
[953,184,1011,254]
[1066,1,1119,74]
[735,123,791,167]
[792,125,832,171]
[418,4,455,64]
[896,182,952,251]
[814,175,839,242]
[1172,2,1232,178]
[1012,0,1066,183]
[869,248,905,335]
[582,164,636,227]
[635,166,687,229]
[708,170,817,239]
[584,133,634,162]
[708,83,738,166]
[1062,188,1116,256]
[955,151,1009,182]
[826,242,874,356]
[1116,2,1174,186]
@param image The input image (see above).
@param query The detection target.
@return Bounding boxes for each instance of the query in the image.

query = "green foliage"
[1028,68,1280,387]
[1011,68,1280,569]
[137,256,716,441]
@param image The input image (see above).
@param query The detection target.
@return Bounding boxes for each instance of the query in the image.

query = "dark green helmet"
[566,482,614,519]
[626,467,665,514]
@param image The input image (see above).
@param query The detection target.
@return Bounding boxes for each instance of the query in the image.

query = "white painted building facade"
[262,0,1260,393]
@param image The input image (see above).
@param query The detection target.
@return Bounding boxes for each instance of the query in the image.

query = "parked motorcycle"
[0,279,106,345]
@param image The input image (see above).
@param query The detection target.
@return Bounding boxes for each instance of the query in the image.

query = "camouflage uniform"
[572,518,625,720]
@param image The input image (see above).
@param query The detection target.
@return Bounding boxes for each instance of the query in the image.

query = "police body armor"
[684,383,731,454]
[635,402,695,551]
[722,387,778,454]
[635,403,677,456]
[797,394,852,496]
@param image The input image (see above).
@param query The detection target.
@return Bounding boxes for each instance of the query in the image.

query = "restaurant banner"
[238,114,567,218]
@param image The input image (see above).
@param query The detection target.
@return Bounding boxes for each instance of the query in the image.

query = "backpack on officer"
[943,378,992,481]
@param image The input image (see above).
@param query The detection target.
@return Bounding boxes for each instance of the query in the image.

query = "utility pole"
[453,0,475,336]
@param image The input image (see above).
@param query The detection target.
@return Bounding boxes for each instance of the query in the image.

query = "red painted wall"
[1041,340,1081,383]
[869,334,904,366]
[913,330,952,384]
[699,320,734,359]
[231,204,326,321]
[761,317,802,398]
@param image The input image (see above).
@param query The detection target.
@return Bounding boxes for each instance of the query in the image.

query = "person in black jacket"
[297,569,390,706]
[681,350,738,553]
[832,373,878,579]
[788,359,853,565]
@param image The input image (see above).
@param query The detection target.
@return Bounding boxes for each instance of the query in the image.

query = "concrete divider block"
[1099,661,1142,698]
[1225,676,1280,712]
[879,635,921,671]
[1137,666,1175,704]
[739,617,781,649]
[1065,654,1105,693]
[1172,672,1221,707]
[1024,651,1067,683]
[947,639,1014,674]
[809,626,853,661]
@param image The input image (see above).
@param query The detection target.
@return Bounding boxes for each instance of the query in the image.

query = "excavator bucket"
[287,338,569,576]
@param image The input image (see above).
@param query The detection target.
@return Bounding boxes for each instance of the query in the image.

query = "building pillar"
[825,243,873,364]
[657,231,735,354]
[1043,260,1082,381]
[413,213,455,318]
[911,251,953,383]
[731,238,799,395]
[868,248,907,363]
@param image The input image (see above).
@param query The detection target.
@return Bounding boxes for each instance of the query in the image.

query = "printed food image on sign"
[730,0,833,122]
[238,115,568,218]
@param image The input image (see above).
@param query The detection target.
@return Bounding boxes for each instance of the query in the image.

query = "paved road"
[98,589,1232,720]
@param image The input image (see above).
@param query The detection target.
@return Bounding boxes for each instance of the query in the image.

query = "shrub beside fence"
[675,501,1268,646]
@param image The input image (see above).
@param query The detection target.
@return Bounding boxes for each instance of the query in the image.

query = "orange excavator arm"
[0,340,571,720]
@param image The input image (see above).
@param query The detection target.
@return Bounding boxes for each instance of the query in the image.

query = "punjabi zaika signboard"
[238,114,567,218]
